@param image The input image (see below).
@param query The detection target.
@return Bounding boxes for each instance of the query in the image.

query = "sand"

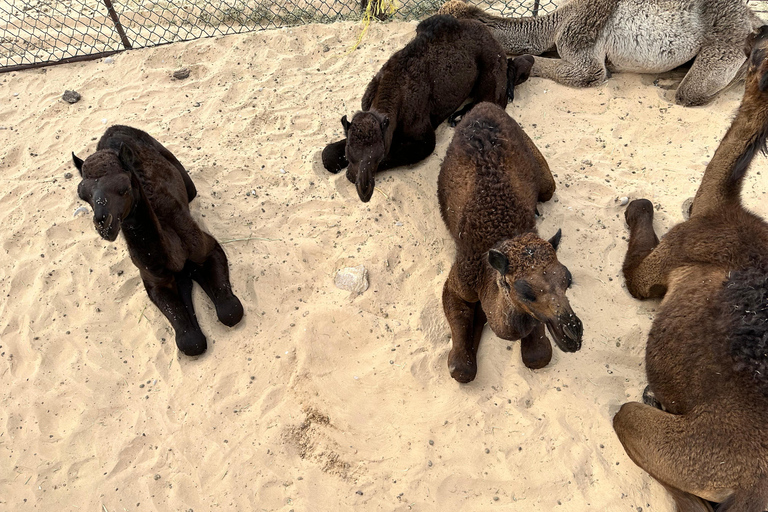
[0,19,765,511]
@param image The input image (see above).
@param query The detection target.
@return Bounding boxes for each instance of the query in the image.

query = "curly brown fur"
[614,28,768,512]
[321,14,534,202]
[74,125,243,356]
[439,0,761,106]
[438,103,581,383]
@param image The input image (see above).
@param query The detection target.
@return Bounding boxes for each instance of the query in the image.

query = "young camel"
[613,27,768,512]
[438,0,764,106]
[438,102,582,383]
[322,14,534,202]
[74,126,244,356]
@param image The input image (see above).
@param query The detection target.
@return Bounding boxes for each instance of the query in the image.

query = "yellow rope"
[349,0,398,53]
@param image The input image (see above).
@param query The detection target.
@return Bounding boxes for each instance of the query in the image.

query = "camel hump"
[723,262,768,394]
[415,13,462,38]
[456,103,521,171]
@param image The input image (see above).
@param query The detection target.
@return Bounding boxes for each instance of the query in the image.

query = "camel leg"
[675,45,747,107]
[322,139,348,174]
[143,272,207,356]
[188,242,244,327]
[444,269,481,383]
[531,56,608,88]
[377,128,436,171]
[614,402,767,512]
[520,322,552,369]
[622,199,669,299]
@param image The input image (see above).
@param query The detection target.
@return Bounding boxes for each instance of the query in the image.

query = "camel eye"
[514,279,537,302]
[120,187,130,196]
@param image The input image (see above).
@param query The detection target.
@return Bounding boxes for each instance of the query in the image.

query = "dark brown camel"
[322,14,534,202]
[438,102,583,383]
[73,125,243,356]
[613,26,768,512]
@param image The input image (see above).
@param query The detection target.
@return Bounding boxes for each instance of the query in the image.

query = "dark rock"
[62,90,81,104]
[173,68,191,80]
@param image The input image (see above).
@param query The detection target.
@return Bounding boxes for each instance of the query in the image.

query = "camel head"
[488,231,583,352]
[73,143,139,242]
[342,110,391,202]
[745,25,768,94]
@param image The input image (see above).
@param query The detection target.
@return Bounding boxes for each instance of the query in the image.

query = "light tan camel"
[438,0,764,106]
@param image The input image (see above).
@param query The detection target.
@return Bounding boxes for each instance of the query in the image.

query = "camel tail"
[722,263,768,396]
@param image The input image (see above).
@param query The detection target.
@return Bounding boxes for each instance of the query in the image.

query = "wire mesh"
[1,0,763,72]
[0,0,560,71]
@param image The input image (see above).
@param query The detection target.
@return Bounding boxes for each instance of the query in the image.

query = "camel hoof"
[624,199,654,227]
[322,140,348,174]
[216,295,244,327]
[176,330,207,356]
[642,385,663,410]
[521,339,552,370]
[449,357,477,383]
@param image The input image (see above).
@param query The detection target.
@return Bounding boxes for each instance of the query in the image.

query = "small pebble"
[173,68,191,80]
[64,172,73,179]
[493,496,499,501]
[62,90,81,104]
[428,440,434,445]
[101,118,108,124]
[395,221,403,226]
[154,474,161,480]
[334,265,369,293]
[355,490,363,496]
[103,57,115,64]
[280,168,286,174]
[619,196,629,206]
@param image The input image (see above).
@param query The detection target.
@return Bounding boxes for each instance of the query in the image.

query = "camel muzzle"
[546,311,583,353]
[356,165,376,202]
[94,212,119,241]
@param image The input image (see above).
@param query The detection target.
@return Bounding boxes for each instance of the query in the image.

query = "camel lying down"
[438,102,582,383]
[322,14,534,202]
[74,126,244,356]
[614,26,768,512]
[439,0,763,106]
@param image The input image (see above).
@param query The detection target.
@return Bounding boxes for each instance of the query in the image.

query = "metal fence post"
[103,0,133,49]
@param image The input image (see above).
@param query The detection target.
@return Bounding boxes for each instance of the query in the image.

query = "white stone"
[334,265,369,293]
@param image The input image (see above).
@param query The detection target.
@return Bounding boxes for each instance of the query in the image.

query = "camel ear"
[488,249,509,275]
[72,152,84,175]
[118,143,135,172]
[341,115,351,135]
[548,228,562,251]
[380,115,390,132]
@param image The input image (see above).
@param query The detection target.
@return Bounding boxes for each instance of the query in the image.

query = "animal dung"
[334,265,369,293]
[62,90,81,104]
[173,68,191,80]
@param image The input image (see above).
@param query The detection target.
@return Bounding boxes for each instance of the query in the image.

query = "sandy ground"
[0,19,765,512]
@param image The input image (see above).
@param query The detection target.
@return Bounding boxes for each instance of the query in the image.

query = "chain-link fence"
[2,0,766,73]
[0,0,560,72]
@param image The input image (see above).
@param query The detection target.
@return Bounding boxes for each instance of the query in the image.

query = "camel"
[613,26,768,512]
[322,14,534,202]
[438,102,583,383]
[438,0,764,106]
[73,125,244,356]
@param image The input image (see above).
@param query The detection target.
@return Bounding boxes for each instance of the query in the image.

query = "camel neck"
[493,8,564,55]
[121,180,168,266]
[693,93,768,214]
